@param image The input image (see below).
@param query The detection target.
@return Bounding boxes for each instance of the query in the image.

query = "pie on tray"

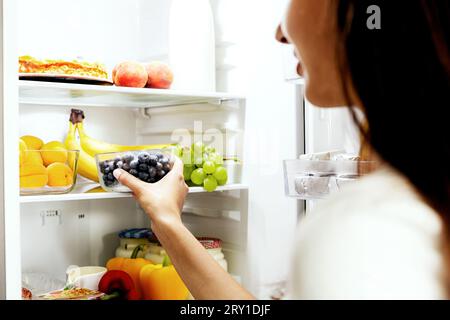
[19,55,109,80]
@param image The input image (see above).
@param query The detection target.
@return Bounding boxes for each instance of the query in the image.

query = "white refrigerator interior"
[1,0,302,299]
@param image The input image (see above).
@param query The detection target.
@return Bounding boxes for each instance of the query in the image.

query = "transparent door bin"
[284,159,375,199]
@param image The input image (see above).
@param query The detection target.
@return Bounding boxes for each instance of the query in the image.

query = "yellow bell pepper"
[106,245,153,299]
[139,256,189,300]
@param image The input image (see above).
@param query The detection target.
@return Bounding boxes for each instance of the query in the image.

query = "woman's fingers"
[113,169,146,194]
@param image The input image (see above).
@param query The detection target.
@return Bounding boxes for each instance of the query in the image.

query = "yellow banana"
[65,122,99,182]
[77,122,172,157]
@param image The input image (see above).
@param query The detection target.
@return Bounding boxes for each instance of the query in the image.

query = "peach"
[21,135,43,150]
[19,139,28,166]
[20,163,48,188]
[23,150,44,166]
[113,61,148,88]
[41,141,68,166]
[144,62,173,89]
[47,163,74,187]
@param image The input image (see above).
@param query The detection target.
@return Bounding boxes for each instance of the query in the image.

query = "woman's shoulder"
[290,166,445,299]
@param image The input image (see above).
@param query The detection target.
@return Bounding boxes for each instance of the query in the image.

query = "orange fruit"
[21,135,43,150]
[47,163,73,187]
[41,141,68,166]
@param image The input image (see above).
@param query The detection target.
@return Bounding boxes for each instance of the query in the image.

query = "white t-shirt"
[289,166,446,299]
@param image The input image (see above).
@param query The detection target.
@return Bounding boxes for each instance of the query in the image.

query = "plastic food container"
[284,159,375,199]
[20,150,79,195]
[96,149,174,192]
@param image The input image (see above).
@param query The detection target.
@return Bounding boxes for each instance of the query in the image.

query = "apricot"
[23,150,44,166]
[113,61,148,88]
[41,141,68,166]
[21,135,43,150]
[144,62,173,89]
[47,163,74,187]
[20,163,48,188]
[19,139,28,166]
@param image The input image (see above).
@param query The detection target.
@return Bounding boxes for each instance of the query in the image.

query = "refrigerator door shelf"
[283,159,375,200]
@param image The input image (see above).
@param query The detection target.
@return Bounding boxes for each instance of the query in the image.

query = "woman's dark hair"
[336,0,450,291]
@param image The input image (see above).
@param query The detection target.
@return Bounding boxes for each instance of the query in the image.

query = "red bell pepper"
[98,270,140,300]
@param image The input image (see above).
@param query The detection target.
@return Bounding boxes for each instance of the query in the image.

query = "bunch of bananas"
[64,109,172,183]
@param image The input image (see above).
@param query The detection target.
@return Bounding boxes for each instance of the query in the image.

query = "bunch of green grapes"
[181,142,228,192]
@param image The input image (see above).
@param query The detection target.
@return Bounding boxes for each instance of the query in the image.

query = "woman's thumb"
[113,169,145,191]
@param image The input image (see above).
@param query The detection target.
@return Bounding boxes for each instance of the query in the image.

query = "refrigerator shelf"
[283,159,376,200]
[20,183,249,204]
[18,80,245,109]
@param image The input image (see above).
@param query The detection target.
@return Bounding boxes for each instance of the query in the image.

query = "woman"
[113,0,450,299]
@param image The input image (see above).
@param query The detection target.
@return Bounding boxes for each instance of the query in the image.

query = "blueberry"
[113,157,121,165]
[163,163,171,172]
[104,166,111,174]
[116,161,124,169]
[156,153,164,160]
[108,161,115,171]
[122,163,131,172]
[148,166,156,178]
[139,163,149,172]
[122,153,135,163]
[130,160,139,169]
[129,169,139,177]
[148,177,156,184]
[156,162,163,170]
[100,162,107,174]
[160,157,169,165]
[138,172,149,181]
[149,154,158,166]
[138,152,150,164]
[157,170,166,178]
[107,172,115,181]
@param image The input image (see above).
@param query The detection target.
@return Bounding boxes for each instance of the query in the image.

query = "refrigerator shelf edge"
[18,80,245,108]
[20,183,249,204]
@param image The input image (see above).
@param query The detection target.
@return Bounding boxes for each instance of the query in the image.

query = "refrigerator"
[0,0,359,300]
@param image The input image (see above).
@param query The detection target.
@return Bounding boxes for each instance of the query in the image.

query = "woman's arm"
[113,158,254,300]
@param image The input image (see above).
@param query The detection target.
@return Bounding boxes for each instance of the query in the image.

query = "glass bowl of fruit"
[96,150,174,193]
[19,149,80,195]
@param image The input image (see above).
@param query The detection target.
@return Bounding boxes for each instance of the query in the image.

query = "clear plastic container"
[284,159,375,199]
[20,149,79,195]
[96,149,174,192]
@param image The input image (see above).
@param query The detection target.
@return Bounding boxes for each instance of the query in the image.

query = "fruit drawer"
[283,159,375,200]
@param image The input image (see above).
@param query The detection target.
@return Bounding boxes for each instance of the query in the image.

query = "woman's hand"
[113,157,188,231]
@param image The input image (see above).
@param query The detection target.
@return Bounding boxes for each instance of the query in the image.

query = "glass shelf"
[20,183,248,203]
[18,80,245,108]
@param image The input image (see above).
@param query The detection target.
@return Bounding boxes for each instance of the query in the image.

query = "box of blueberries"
[96,150,173,192]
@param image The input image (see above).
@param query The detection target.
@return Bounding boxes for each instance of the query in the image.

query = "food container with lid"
[96,149,174,192]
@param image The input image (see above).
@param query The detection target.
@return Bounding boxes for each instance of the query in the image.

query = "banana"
[65,122,99,182]
[77,122,172,157]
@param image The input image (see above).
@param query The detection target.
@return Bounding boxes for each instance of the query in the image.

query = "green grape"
[183,165,194,181]
[194,157,204,167]
[203,175,218,192]
[213,166,227,181]
[205,146,216,154]
[191,168,206,185]
[203,161,216,174]
[217,177,228,186]
[192,141,205,154]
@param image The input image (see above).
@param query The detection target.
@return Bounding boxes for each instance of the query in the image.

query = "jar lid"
[198,237,222,249]
[118,228,152,239]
